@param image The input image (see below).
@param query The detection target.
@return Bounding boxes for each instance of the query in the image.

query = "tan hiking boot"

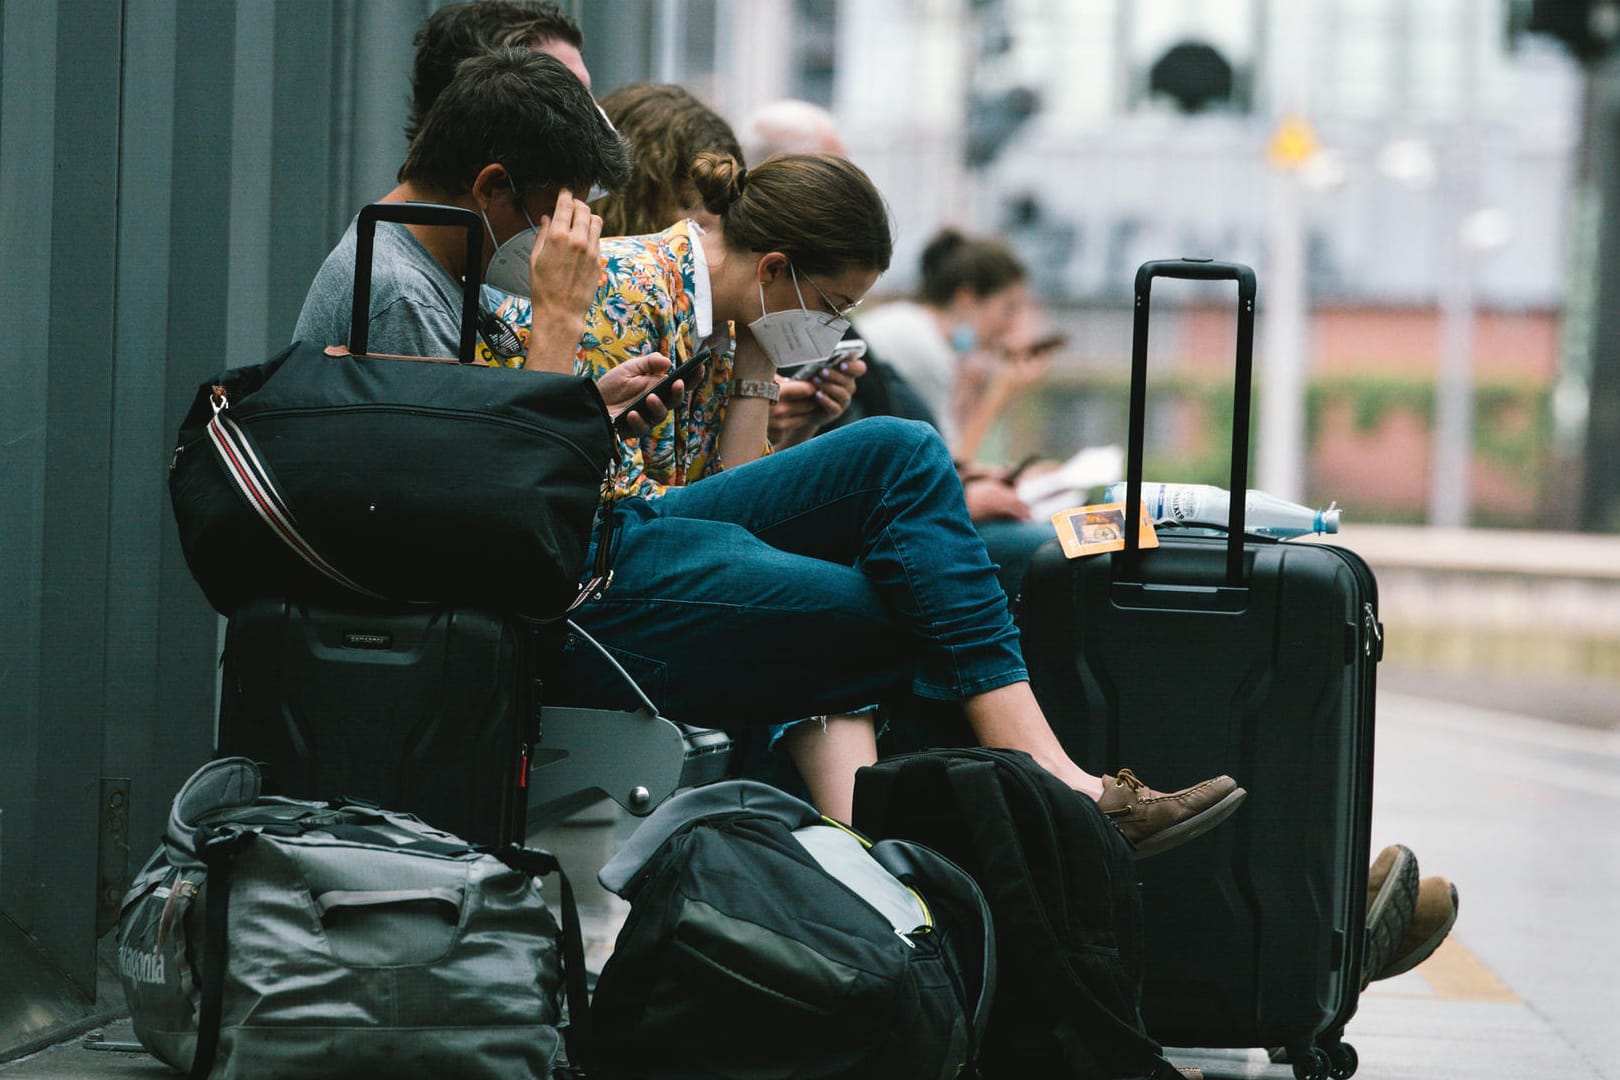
[1096,769,1246,858]
[1377,876,1459,979]
[1363,843,1420,988]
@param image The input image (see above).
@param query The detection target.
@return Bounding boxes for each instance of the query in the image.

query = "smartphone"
[1003,453,1044,486]
[612,345,712,434]
[791,338,868,382]
[1021,332,1067,356]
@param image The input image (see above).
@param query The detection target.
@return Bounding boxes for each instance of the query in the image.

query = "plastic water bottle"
[1102,482,1340,540]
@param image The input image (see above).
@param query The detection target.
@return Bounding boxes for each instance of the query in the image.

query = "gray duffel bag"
[117,757,588,1079]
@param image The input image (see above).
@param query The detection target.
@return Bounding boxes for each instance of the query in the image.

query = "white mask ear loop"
[787,263,811,309]
[758,262,807,319]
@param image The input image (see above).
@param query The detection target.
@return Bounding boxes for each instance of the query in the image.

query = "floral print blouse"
[478,220,744,501]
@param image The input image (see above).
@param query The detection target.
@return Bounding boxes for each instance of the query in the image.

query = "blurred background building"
[584,0,1604,531]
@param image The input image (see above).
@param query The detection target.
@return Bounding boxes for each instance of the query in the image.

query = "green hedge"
[1017,372,1552,520]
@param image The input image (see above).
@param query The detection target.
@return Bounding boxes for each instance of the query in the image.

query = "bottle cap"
[1316,507,1341,534]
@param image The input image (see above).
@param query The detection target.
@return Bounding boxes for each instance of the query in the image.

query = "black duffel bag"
[170,343,615,618]
[169,202,617,620]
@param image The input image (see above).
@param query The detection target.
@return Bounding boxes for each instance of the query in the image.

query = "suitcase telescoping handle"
[352,202,484,363]
[1121,258,1257,590]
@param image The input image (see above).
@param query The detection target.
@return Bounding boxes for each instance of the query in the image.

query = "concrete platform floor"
[4,685,1616,1079]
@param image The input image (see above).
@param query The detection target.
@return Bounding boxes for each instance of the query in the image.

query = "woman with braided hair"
[488,150,1245,846]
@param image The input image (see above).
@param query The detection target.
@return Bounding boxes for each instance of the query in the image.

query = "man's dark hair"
[406,0,584,143]
[399,47,627,199]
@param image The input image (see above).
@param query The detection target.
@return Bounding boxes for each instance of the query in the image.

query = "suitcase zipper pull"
[210,385,229,415]
[1363,602,1383,660]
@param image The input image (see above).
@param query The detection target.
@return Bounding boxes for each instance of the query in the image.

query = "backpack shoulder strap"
[871,839,997,1050]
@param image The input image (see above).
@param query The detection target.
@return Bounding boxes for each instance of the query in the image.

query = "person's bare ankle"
[1036,756,1101,800]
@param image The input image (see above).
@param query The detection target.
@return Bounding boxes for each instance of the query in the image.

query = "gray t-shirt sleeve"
[293,218,467,358]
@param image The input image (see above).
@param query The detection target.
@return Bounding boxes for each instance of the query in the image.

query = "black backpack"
[853,748,1181,1080]
[590,780,995,1080]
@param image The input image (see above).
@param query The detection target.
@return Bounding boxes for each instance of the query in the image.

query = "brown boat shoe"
[1096,768,1247,858]
[1377,876,1459,980]
[1362,843,1420,988]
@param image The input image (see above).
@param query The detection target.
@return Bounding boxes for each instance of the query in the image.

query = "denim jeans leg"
[560,503,914,730]
[976,518,1058,603]
[651,417,1027,699]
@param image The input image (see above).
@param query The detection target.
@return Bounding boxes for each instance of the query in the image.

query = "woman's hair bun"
[689,151,746,215]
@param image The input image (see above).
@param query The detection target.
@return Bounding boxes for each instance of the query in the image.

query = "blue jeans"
[977,518,1058,601]
[555,418,1028,730]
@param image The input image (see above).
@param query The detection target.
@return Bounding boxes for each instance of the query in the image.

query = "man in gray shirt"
[296,47,617,374]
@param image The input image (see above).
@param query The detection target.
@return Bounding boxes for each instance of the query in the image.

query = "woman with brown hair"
[857,227,1050,459]
[489,150,1243,843]
[592,82,745,237]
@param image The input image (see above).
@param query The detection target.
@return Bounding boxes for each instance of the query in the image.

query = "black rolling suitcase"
[194,203,609,847]
[217,599,543,846]
[1019,260,1381,1080]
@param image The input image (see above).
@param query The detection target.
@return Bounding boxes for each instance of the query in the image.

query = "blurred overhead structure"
[1515,0,1620,530]
[1428,0,1483,529]
[1258,0,1313,505]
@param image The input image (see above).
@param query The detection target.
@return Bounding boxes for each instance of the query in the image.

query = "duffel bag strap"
[493,844,594,1075]
[203,388,413,605]
[565,477,617,615]
[190,829,249,1080]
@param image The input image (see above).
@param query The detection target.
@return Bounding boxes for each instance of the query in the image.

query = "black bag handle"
[352,202,483,363]
[872,840,998,1054]
[1120,259,1257,588]
[190,830,246,1080]
[492,845,594,1075]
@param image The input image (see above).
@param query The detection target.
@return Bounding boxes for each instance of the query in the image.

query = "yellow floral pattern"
[479,221,738,500]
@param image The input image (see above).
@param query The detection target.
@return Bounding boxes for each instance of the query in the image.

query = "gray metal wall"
[0,0,435,1056]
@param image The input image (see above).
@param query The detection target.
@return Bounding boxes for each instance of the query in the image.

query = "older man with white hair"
[739,98,849,162]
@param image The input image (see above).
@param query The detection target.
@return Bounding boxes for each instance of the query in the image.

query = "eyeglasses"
[798,270,863,327]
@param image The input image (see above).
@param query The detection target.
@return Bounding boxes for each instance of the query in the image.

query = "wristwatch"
[732,378,781,403]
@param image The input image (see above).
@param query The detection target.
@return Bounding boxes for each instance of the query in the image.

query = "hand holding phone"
[1006,332,1066,360]
[612,345,712,434]
[790,338,868,382]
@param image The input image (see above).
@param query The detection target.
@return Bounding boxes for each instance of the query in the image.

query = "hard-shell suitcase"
[217,598,542,847]
[1019,260,1381,1080]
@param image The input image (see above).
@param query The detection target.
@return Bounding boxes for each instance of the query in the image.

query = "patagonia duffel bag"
[118,757,589,1079]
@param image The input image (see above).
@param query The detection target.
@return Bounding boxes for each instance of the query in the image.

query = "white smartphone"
[792,338,868,381]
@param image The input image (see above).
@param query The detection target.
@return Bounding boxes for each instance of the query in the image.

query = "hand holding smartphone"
[790,338,868,382]
[612,345,712,434]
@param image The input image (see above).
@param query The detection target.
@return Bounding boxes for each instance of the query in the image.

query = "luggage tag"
[1051,501,1160,559]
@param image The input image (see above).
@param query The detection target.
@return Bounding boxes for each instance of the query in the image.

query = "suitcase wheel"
[1288,1045,1330,1080]
[1322,1040,1358,1079]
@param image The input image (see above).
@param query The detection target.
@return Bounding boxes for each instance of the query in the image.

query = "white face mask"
[746,264,850,370]
[481,181,542,297]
